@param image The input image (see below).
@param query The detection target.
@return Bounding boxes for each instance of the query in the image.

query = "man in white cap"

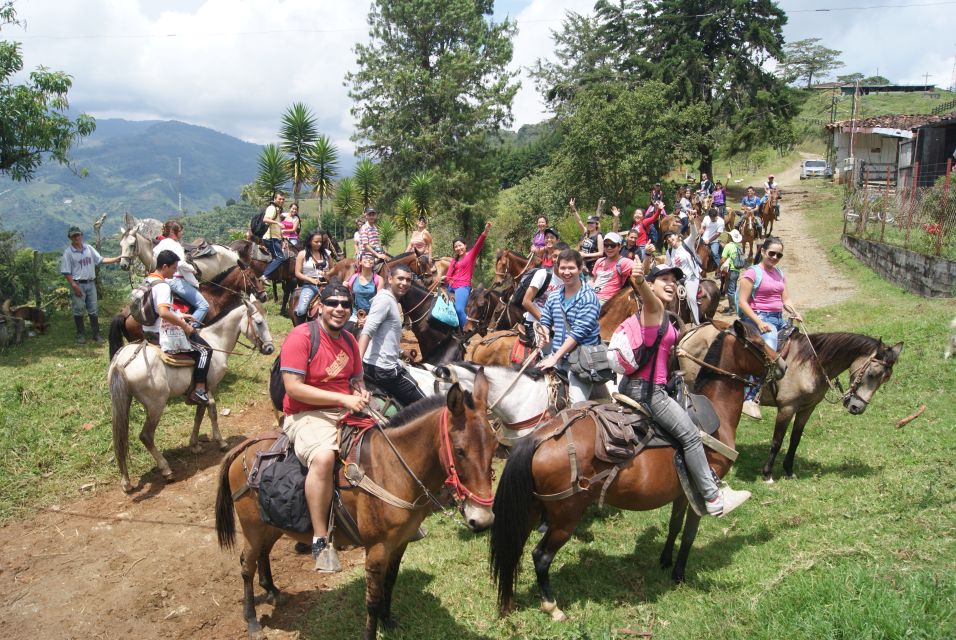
[720,229,745,313]
[763,174,780,220]
[590,231,635,305]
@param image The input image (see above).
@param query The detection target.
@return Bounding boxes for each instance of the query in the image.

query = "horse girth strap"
[342,463,425,510]
[478,330,518,346]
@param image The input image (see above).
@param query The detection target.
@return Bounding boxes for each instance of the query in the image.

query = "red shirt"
[279,322,362,414]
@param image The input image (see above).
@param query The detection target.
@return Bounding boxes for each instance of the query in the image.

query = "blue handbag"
[431,291,460,327]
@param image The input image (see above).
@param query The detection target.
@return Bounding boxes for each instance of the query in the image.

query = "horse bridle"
[842,353,892,407]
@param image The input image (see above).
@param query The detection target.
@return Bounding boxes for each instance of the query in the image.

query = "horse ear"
[885,341,904,365]
[447,383,466,418]
[732,319,748,339]
[473,367,489,407]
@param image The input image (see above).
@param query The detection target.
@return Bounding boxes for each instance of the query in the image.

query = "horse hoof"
[248,625,265,640]
[161,470,175,482]
[381,615,398,630]
[785,473,798,481]
[121,481,135,494]
[541,601,567,622]
[763,476,775,484]
[264,589,282,606]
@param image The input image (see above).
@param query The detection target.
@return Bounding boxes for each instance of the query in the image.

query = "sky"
[11,0,956,154]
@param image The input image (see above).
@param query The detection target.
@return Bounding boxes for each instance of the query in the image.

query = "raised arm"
[570,198,587,234]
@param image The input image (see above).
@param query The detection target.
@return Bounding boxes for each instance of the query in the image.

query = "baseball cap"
[320,283,353,303]
[67,226,83,237]
[587,215,600,224]
[646,264,684,282]
[604,231,623,245]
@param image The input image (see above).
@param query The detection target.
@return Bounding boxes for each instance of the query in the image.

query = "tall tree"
[307,134,339,216]
[279,102,319,202]
[255,144,290,199]
[393,194,416,245]
[777,38,844,88]
[353,158,381,209]
[408,171,434,219]
[0,1,95,181]
[347,0,518,236]
[333,177,362,228]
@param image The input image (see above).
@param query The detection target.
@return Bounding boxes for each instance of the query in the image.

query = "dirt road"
[0,157,856,640]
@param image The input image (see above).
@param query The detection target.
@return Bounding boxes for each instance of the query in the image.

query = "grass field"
[1,179,954,638]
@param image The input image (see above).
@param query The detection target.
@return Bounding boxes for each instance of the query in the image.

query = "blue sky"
[11,0,955,151]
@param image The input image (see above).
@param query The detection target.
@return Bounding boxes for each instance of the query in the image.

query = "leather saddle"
[183,238,215,259]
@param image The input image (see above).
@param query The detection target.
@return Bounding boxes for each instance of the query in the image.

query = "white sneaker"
[717,485,752,517]
[742,400,763,420]
[705,494,724,516]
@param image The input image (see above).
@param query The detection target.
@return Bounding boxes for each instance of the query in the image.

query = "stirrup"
[315,544,341,572]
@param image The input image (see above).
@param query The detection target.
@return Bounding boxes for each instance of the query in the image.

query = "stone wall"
[842,235,956,297]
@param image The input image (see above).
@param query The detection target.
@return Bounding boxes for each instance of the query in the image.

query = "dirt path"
[0,157,856,640]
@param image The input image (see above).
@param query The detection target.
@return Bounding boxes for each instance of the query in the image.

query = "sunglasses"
[604,242,619,248]
[767,251,783,259]
[323,299,352,309]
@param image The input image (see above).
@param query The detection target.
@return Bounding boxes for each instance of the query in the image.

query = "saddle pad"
[183,239,213,258]
[510,337,532,365]
[148,344,195,367]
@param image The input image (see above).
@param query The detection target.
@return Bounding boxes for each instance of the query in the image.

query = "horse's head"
[843,340,903,414]
[444,368,495,531]
[238,263,268,302]
[464,286,497,336]
[241,298,274,355]
[732,319,786,381]
[493,249,509,287]
[118,227,136,271]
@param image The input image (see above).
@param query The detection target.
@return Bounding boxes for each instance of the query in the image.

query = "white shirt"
[154,238,199,287]
[702,215,725,243]
[150,279,193,353]
[667,243,701,280]
[523,268,559,322]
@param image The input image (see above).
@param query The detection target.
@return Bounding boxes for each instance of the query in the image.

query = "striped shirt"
[359,222,383,255]
[539,282,601,360]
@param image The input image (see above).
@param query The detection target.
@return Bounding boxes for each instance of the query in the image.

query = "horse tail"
[108,313,127,362]
[489,436,538,614]
[215,440,249,550]
[108,360,132,486]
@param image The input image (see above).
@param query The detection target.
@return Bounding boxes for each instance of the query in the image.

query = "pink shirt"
[635,321,677,384]
[741,265,785,312]
[444,230,488,288]
[591,256,634,301]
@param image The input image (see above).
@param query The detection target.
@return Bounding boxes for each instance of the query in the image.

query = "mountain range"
[0,118,263,251]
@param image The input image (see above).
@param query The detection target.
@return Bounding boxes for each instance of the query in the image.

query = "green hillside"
[0,119,262,251]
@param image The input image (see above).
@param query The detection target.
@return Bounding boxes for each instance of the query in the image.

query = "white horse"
[118,212,245,280]
[108,298,275,493]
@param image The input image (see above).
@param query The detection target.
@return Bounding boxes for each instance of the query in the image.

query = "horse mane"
[793,332,879,366]
[508,250,527,260]
[384,395,447,430]
[693,330,728,393]
[390,251,414,261]
[210,264,241,285]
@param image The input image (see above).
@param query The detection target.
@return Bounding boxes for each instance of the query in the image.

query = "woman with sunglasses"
[736,236,802,419]
[568,198,604,274]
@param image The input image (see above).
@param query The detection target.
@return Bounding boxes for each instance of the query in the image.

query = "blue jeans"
[741,311,787,401]
[70,280,98,316]
[262,239,286,279]
[709,241,721,268]
[295,284,320,317]
[725,270,740,308]
[169,277,209,325]
[451,285,470,329]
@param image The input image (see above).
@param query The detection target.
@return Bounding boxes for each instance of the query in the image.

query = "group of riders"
[91,171,796,571]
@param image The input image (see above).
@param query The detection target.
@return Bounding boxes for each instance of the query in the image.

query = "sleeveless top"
[300,251,328,281]
[634,321,678,385]
[580,232,601,269]
[348,273,380,313]
[409,229,429,253]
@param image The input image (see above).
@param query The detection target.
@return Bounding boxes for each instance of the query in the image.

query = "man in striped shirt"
[359,208,389,262]
[535,248,603,405]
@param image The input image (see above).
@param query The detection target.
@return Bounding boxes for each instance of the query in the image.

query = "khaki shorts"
[283,409,343,467]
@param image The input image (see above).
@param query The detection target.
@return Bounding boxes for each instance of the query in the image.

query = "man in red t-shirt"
[279,283,369,569]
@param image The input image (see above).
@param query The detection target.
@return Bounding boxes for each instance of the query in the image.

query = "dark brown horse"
[463,284,504,337]
[215,374,497,640]
[107,264,266,360]
[400,281,467,365]
[489,321,783,619]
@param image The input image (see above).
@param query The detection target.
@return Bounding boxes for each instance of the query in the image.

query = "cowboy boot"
[74,315,86,344]
[89,314,103,343]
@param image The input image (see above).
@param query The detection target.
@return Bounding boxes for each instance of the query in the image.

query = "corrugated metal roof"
[827,110,956,131]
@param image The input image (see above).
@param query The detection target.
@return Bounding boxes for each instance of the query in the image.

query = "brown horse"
[107,264,266,360]
[466,329,523,367]
[739,210,759,262]
[400,281,467,365]
[10,305,48,335]
[489,321,784,619]
[215,374,497,639]
[597,272,720,338]
[463,284,505,337]
[760,191,778,238]
[493,249,536,288]
[724,207,738,230]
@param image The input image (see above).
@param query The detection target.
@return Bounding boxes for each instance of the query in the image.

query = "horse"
[228,239,272,268]
[10,304,48,335]
[489,320,784,619]
[493,249,536,288]
[107,264,267,360]
[433,256,453,283]
[215,372,497,640]
[118,213,244,279]
[760,191,778,238]
[678,325,903,481]
[108,299,274,493]
[400,281,467,365]
[724,208,738,230]
[463,284,505,337]
[739,210,759,262]
[596,274,719,337]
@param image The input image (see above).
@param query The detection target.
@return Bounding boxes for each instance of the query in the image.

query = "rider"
[359,208,389,264]
[763,174,781,220]
[677,187,693,235]
[700,208,725,269]
[738,186,764,237]
[346,253,383,331]
[279,283,368,569]
[443,222,492,329]
[530,215,548,262]
[540,228,560,269]
[147,249,213,405]
[535,248,603,405]
[517,242,566,346]
[261,192,287,282]
[405,215,433,258]
[569,198,604,275]
[622,262,750,517]
[712,180,727,217]
[697,172,714,198]
[281,203,302,251]
[293,230,333,324]
[650,182,664,204]
[359,263,426,407]
[590,231,635,305]
[154,220,210,328]
[664,229,702,325]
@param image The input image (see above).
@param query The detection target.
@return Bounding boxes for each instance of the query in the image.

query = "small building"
[898,110,956,187]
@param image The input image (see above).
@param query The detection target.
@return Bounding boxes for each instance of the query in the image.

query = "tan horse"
[740,210,759,263]
[760,191,778,238]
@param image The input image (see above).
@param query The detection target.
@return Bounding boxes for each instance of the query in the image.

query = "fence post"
[32,250,41,307]
[880,167,890,242]
[860,175,870,236]
[938,158,952,257]
[905,161,919,248]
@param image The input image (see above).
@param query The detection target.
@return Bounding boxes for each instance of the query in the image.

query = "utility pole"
[178,157,183,215]
[923,72,931,88]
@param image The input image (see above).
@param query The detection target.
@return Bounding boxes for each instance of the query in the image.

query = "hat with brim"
[544,227,559,238]
[68,226,83,237]
[587,215,600,224]
[647,264,684,282]
[604,231,623,245]
[729,229,742,243]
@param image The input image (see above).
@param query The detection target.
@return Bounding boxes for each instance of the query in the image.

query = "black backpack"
[510,268,551,309]
[128,278,160,326]
[250,206,269,240]
[269,321,322,411]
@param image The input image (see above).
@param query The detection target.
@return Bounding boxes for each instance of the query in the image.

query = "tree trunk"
[806,70,814,89]
[698,152,713,182]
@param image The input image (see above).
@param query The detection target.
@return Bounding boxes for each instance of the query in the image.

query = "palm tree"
[376,215,397,252]
[279,102,318,203]
[409,171,434,218]
[394,194,416,246]
[255,144,290,198]
[334,177,362,255]
[308,134,339,217]
[354,158,381,209]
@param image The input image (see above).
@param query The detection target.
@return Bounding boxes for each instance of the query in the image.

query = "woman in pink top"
[622,263,749,517]
[443,221,492,328]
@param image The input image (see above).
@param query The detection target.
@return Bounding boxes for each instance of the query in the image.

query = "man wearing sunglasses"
[280,283,370,569]
[590,231,635,305]
[359,263,426,407]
